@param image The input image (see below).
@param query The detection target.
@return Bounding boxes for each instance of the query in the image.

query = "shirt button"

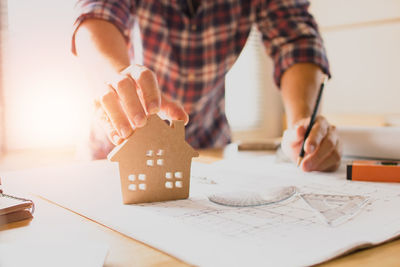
[191,24,197,31]
[188,73,196,81]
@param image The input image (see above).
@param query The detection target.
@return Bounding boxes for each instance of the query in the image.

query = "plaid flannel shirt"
[72,0,330,158]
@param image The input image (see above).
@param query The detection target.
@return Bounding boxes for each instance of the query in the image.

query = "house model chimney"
[172,120,185,140]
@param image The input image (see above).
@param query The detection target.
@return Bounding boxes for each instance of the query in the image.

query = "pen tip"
[296,157,303,167]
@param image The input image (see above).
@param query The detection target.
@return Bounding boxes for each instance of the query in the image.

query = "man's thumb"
[295,123,307,140]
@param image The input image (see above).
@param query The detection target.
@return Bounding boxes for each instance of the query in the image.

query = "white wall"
[3,0,91,150]
[0,0,7,153]
[310,0,400,116]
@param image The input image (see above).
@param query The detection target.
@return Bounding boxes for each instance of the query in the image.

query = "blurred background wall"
[0,0,6,155]
[1,0,91,152]
[311,0,400,125]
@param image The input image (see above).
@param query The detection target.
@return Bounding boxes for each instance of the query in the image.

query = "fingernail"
[112,134,122,144]
[308,144,315,153]
[134,114,147,127]
[148,102,159,114]
[120,127,131,138]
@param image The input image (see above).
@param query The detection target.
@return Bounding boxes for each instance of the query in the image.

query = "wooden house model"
[108,114,199,204]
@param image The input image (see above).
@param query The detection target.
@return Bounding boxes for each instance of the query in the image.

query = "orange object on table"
[347,160,400,183]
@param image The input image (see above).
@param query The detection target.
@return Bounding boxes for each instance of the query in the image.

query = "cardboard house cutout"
[108,114,199,204]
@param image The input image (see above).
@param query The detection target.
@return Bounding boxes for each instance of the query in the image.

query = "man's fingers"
[290,117,310,143]
[103,119,123,145]
[97,64,164,145]
[304,116,329,154]
[109,130,123,145]
[320,148,341,172]
[318,127,341,172]
[281,122,308,162]
[161,95,189,124]
[97,108,123,145]
[296,123,307,139]
[114,76,147,128]
[282,114,342,172]
[306,140,341,172]
[100,88,133,139]
[301,125,340,172]
[122,65,161,114]
[282,123,306,146]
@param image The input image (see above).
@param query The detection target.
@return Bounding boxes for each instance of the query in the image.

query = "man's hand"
[281,116,341,172]
[99,65,188,145]
[74,20,188,146]
[279,63,342,172]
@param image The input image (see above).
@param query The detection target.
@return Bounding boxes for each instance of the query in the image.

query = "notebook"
[0,178,34,226]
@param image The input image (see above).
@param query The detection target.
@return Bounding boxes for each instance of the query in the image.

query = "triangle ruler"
[300,193,369,227]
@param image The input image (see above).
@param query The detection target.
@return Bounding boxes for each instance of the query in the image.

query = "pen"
[297,76,328,167]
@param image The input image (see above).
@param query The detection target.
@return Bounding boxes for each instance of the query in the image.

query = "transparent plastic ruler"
[208,186,297,207]
[208,187,368,227]
[300,193,369,227]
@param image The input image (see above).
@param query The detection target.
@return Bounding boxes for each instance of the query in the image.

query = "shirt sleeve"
[255,0,330,87]
[71,0,135,55]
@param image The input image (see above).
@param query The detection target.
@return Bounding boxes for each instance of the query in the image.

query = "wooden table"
[1,149,400,266]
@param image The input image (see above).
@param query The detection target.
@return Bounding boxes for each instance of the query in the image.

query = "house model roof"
[108,114,199,162]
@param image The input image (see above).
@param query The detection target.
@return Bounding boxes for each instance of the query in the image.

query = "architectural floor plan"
[3,156,400,266]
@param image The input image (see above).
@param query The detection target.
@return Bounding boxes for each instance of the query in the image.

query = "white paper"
[3,157,400,267]
[0,242,108,267]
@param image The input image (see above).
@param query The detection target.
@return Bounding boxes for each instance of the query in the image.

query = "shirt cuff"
[71,2,134,55]
[273,38,331,87]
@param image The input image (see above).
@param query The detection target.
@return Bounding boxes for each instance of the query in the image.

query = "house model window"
[146,149,164,166]
[108,114,199,204]
[127,174,146,191]
[164,170,183,189]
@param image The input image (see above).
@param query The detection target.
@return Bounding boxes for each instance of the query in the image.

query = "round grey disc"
[208,186,297,207]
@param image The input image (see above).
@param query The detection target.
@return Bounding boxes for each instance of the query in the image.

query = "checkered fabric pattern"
[72,0,330,158]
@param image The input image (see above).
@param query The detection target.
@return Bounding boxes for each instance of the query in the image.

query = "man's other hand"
[281,116,341,172]
[99,65,188,145]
